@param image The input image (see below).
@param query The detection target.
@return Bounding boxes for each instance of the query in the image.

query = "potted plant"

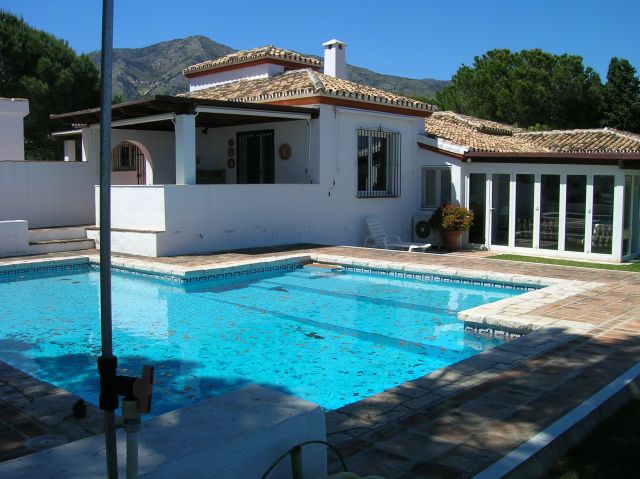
[429,203,474,251]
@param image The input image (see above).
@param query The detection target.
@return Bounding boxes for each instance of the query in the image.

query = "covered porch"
[52,95,320,187]
[52,96,322,256]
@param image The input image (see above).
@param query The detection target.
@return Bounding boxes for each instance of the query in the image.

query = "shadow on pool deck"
[1,245,639,477]
[324,328,640,478]
[0,346,293,463]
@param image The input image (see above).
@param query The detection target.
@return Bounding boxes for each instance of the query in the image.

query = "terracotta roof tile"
[521,128,640,153]
[184,46,322,75]
[425,111,640,154]
[182,69,435,112]
[425,112,539,153]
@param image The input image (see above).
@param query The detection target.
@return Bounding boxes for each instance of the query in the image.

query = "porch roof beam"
[195,106,312,121]
[111,113,176,128]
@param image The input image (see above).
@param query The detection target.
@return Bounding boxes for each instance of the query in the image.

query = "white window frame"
[420,167,451,210]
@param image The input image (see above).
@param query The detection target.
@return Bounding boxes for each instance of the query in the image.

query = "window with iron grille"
[357,128,400,198]
[111,141,142,172]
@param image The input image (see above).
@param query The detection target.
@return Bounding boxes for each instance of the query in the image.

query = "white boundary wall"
[0,161,97,228]
[0,220,28,256]
[0,98,29,162]
[0,99,98,228]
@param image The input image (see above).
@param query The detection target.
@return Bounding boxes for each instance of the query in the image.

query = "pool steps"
[28,226,94,255]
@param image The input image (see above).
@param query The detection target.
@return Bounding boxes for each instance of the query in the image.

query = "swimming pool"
[0,263,523,415]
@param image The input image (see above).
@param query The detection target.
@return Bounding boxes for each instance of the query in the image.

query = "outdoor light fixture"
[202,127,209,135]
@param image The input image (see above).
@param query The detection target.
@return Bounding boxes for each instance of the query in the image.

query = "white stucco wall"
[97,186,166,231]
[0,161,97,227]
[84,127,176,185]
[0,220,29,257]
[0,98,29,162]
[314,105,430,245]
[188,64,284,92]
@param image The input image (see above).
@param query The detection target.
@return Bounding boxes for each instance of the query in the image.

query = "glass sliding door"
[515,174,534,248]
[565,175,587,252]
[237,130,274,184]
[540,175,560,250]
[592,175,614,254]
[491,174,510,246]
[469,174,486,244]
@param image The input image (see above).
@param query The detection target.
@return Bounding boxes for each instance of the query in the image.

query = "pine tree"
[0,11,100,160]
[602,58,640,133]
[435,49,604,130]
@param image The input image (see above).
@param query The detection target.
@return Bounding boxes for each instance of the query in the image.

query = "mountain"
[88,35,449,101]
[347,65,448,100]
[87,36,235,99]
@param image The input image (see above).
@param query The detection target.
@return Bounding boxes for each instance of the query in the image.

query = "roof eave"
[50,95,320,125]
[464,151,640,160]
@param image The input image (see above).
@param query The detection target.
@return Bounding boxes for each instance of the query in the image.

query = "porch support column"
[175,114,196,185]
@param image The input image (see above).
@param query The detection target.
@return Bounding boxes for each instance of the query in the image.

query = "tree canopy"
[0,11,100,160]
[602,58,640,133]
[436,49,606,130]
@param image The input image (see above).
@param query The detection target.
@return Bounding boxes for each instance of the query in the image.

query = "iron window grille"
[111,141,143,172]
[357,128,400,198]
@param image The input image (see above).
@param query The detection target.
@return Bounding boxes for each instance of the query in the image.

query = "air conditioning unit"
[413,213,442,246]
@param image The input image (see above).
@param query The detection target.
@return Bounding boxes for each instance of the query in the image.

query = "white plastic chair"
[363,218,431,252]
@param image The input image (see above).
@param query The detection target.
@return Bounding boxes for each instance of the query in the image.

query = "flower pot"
[442,230,464,251]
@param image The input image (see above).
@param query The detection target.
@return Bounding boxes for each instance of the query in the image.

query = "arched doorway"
[111,140,153,185]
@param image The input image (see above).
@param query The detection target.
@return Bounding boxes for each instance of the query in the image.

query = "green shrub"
[429,203,474,231]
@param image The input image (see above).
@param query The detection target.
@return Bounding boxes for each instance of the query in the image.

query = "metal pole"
[99,0,118,477]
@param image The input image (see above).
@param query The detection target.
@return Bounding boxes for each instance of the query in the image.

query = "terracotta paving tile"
[328,437,373,460]
[480,384,541,407]
[407,461,467,479]
[342,448,410,478]
[377,430,461,463]
[431,444,503,475]
[0,431,24,453]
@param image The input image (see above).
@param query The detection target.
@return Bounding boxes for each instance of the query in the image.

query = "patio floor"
[0,245,639,477]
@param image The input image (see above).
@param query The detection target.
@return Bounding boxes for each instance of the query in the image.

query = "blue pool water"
[0,265,522,415]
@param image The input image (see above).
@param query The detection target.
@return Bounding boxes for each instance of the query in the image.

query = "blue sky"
[1,0,639,81]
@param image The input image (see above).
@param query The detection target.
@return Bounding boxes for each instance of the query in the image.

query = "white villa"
[2,40,640,261]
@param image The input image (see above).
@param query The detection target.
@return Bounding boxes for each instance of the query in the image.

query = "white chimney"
[322,39,347,79]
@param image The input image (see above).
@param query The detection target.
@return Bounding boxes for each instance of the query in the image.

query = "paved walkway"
[0,246,639,477]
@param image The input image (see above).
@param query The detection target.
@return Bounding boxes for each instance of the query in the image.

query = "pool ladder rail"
[260,440,385,479]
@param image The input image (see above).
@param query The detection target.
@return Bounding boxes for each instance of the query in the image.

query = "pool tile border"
[1,252,550,293]
[0,258,90,282]
[339,265,537,291]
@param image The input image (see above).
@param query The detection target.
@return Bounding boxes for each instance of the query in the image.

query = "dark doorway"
[237,130,275,184]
